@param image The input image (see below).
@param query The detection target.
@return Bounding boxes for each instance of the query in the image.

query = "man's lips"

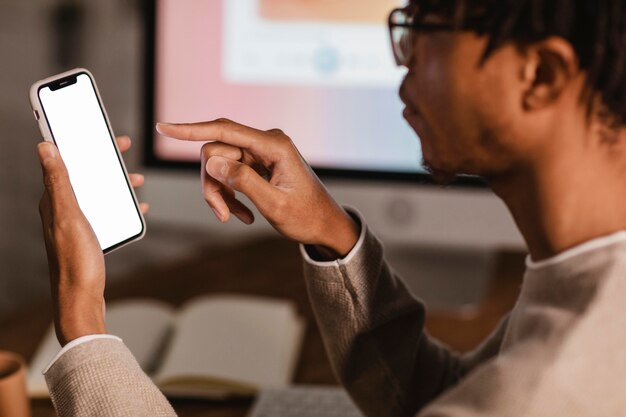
[403,105,419,118]
[399,83,420,117]
[401,100,425,135]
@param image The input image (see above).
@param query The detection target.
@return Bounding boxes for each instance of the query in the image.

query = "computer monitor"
[142,0,524,274]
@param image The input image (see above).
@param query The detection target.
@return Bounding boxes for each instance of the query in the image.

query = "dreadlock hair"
[413,0,626,126]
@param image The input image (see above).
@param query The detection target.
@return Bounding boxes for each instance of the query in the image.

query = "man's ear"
[521,37,578,111]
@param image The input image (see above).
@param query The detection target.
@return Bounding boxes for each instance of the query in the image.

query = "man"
[38,1,626,416]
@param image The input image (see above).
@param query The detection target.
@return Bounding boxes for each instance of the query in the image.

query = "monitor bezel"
[141,0,486,188]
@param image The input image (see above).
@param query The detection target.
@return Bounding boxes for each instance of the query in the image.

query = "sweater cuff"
[300,207,367,267]
[43,334,122,374]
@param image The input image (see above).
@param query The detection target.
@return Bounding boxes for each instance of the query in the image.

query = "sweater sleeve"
[44,338,177,417]
[301,210,508,417]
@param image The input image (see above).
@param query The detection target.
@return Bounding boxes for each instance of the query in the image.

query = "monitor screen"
[145,0,433,179]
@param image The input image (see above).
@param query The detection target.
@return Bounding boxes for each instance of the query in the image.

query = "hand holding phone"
[30,68,148,344]
[37,141,107,345]
[30,68,146,253]
[37,136,148,345]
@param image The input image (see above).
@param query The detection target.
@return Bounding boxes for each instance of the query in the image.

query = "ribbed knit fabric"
[44,338,176,417]
[303,219,626,417]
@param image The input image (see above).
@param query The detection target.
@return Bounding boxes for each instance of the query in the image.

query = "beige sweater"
[45,222,626,416]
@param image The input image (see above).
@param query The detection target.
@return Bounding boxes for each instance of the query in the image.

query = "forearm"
[301,211,466,417]
[45,338,176,417]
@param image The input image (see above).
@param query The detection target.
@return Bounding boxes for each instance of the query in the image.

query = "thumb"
[206,156,280,212]
[37,142,78,213]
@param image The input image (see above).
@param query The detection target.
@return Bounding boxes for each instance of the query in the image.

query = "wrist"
[316,209,360,258]
[54,295,106,346]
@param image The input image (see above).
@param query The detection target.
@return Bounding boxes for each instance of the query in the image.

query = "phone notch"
[49,75,78,91]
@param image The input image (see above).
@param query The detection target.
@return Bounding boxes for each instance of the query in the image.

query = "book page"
[104,299,176,373]
[27,299,175,397]
[280,316,306,384]
[154,295,303,396]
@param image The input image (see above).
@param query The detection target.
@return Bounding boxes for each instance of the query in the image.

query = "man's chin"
[422,162,458,185]
[431,170,458,185]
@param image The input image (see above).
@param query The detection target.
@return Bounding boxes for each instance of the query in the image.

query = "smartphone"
[29,68,145,254]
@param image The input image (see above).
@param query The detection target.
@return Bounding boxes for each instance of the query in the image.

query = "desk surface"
[0,237,525,417]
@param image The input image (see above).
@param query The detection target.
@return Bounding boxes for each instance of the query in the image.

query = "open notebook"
[28,295,305,399]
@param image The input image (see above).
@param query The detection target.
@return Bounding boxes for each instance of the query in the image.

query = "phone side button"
[33,110,40,120]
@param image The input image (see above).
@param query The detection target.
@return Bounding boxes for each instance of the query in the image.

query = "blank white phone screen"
[38,73,143,251]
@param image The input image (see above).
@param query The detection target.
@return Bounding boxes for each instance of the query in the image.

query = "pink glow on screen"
[154,0,424,173]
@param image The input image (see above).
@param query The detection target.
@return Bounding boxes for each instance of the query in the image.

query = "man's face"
[399,26,529,181]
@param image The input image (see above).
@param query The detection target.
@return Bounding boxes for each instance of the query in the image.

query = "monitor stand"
[384,245,497,316]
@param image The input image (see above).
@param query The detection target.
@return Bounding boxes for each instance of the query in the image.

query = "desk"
[0,237,525,417]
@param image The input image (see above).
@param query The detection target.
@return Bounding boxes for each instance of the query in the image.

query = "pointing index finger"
[156,120,260,150]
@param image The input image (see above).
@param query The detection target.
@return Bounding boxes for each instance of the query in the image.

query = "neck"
[489,130,626,262]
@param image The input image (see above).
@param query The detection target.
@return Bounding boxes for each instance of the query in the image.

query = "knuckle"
[277,138,298,160]
[43,172,63,189]
[201,142,213,158]
[266,129,294,153]
[231,164,252,188]
[269,129,290,144]
[279,134,293,148]
[269,195,290,218]
[267,128,285,136]
[202,141,242,160]
[216,119,238,142]
[203,175,223,194]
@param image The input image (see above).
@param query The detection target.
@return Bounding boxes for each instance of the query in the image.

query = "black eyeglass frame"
[388,7,478,66]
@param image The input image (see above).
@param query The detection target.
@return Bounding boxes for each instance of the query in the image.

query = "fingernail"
[155,122,173,134]
[37,142,56,163]
[206,158,228,181]
[242,213,254,225]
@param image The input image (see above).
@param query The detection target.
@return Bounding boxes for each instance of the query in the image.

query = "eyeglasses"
[388,7,456,66]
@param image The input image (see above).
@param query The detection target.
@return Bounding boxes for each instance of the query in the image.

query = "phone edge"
[28,67,147,255]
